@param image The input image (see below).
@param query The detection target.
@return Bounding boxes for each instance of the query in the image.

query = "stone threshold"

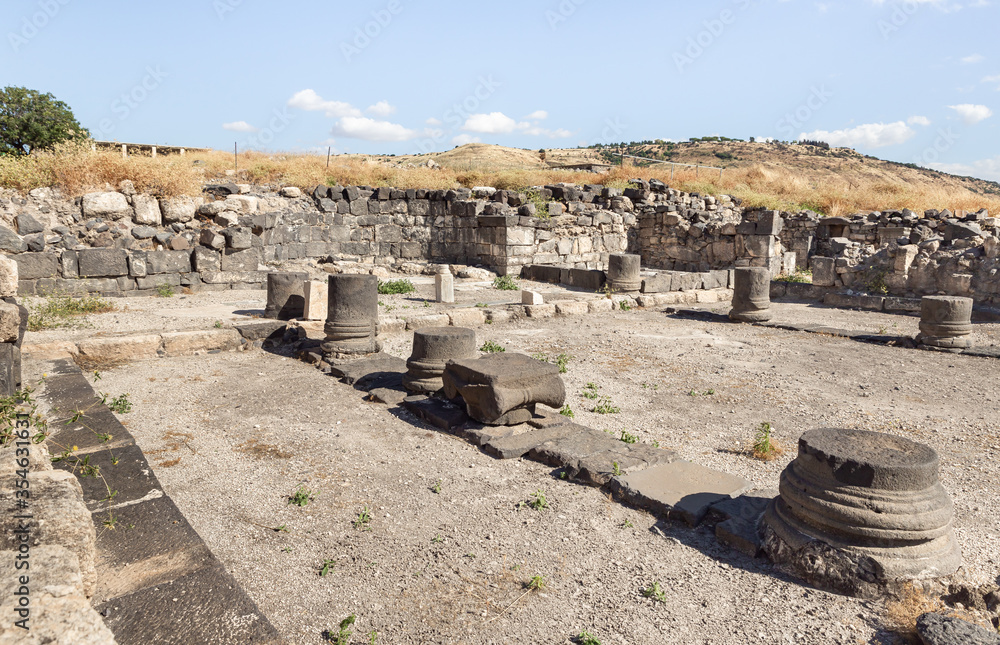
[34,358,284,645]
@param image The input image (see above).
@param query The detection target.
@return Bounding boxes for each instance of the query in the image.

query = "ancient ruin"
[917,295,974,351]
[321,274,381,359]
[402,326,477,395]
[729,267,772,322]
[761,428,962,597]
[442,353,566,425]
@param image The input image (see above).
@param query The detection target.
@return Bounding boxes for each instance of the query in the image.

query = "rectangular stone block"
[521,290,544,305]
[14,253,60,280]
[810,256,837,287]
[587,298,614,313]
[554,301,589,316]
[608,461,752,527]
[641,274,673,293]
[77,249,128,278]
[161,329,242,356]
[524,304,556,318]
[145,250,192,275]
[448,308,486,327]
[303,280,328,321]
[220,248,261,272]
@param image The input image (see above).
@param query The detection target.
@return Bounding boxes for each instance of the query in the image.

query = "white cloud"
[927,156,1000,181]
[287,89,362,118]
[908,115,932,126]
[425,117,442,126]
[462,112,520,134]
[868,0,964,9]
[366,101,396,117]
[520,126,572,138]
[524,110,548,120]
[330,117,416,141]
[962,54,985,64]
[222,121,258,133]
[799,121,916,148]
[982,74,1000,89]
[948,103,994,124]
[451,134,481,146]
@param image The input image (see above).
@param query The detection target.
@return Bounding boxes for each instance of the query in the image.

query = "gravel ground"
[23,294,1000,645]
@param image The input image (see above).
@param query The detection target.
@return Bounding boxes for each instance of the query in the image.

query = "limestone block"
[77,334,161,363]
[448,308,486,327]
[303,280,328,321]
[82,192,131,219]
[521,290,543,305]
[554,301,589,316]
[159,196,198,223]
[161,329,241,356]
[132,194,161,225]
[0,256,18,297]
[0,302,20,343]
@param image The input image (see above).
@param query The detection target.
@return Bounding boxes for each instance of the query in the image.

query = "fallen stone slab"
[962,346,1000,359]
[355,369,405,393]
[574,443,678,486]
[328,352,407,385]
[368,387,407,406]
[607,461,752,527]
[443,353,565,426]
[526,409,576,430]
[707,492,775,524]
[666,308,730,324]
[483,425,578,460]
[916,612,1000,645]
[716,518,764,557]
[527,426,623,468]
[460,422,524,448]
[402,396,469,432]
[234,320,287,341]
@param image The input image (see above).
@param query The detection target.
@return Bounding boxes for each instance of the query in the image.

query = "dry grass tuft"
[884,583,942,637]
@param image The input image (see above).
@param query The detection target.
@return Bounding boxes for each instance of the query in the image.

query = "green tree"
[0,86,89,156]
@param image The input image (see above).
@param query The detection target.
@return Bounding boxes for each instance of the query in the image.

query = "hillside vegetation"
[1,140,998,217]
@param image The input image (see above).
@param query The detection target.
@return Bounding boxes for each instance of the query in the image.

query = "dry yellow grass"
[2,142,998,217]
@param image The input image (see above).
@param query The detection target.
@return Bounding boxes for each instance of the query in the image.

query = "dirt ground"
[23,290,1000,645]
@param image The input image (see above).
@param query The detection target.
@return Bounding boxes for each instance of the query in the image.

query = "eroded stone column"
[403,327,477,394]
[264,272,307,320]
[321,274,381,359]
[761,428,961,597]
[916,295,973,351]
[729,267,772,322]
[607,253,641,293]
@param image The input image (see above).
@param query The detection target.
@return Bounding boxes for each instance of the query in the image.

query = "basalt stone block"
[761,428,962,597]
[607,253,641,293]
[917,296,973,351]
[264,272,307,320]
[729,267,772,323]
[321,274,382,358]
[442,353,566,426]
[77,248,128,278]
[916,612,1000,645]
[403,327,477,395]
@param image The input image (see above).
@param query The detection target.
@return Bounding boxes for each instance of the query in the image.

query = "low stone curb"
[33,358,284,645]
[666,308,1000,358]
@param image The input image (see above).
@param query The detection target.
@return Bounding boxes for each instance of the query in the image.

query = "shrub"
[377,279,416,295]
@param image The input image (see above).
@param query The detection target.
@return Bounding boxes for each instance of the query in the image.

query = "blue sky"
[2,0,998,179]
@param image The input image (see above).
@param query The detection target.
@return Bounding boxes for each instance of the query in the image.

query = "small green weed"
[591,397,620,414]
[752,422,783,461]
[320,559,336,577]
[213,320,223,328]
[776,269,812,283]
[323,615,356,645]
[526,575,546,591]
[621,519,634,529]
[101,392,132,414]
[26,292,115,331]
[475,302,488,308]
[156,283,175,298]
[288,485,316,507]
[559,404,574,418]
[523,489,549,510]
[617,300,632,311]
[642,581,667,602]
[353,505,372,530]
[688,389,715,397]
[612,461,621,476]
[581,383,599,399]
[431,479,442,494]
[422,299,430,308]
[619,430,638,444]
[492,275,519,291]
[377,279,416,294]
[432,534,444,544]
[480,340,506,353]
[641,382,659,391]
[576,630,602,645]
